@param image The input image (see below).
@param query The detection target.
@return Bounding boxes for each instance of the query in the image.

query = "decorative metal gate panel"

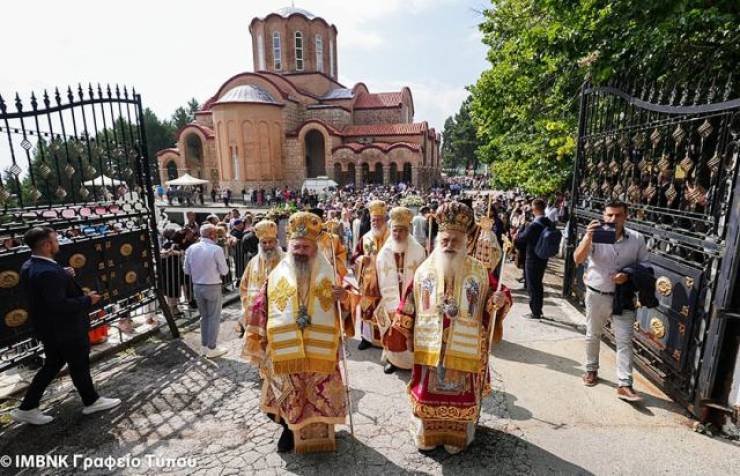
[563,78,740,413]
[0,85,178,373]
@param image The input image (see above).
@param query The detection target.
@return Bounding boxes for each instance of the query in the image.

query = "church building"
[156,6,441,190]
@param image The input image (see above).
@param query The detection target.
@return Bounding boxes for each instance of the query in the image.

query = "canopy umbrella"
[165,173,209,186]
[82,175,126,187]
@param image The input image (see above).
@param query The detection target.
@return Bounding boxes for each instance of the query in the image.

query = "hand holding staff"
[478,247,507,418]
[427,214,433,254]
[327,231,355,438]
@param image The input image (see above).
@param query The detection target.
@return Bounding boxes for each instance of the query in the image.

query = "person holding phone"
[11,227,121,425]
[573,200,649,402]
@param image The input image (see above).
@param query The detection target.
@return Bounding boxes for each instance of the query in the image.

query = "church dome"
[249,6,339,79]
[274,6,316,19]
[215,85,279,105]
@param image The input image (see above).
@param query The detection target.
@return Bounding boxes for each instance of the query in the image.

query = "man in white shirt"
[184,223,230,358]
[573,200,649,402]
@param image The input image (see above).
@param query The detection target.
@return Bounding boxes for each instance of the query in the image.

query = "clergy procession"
[237,199,511,455]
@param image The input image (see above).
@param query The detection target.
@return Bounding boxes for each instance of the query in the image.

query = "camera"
[592,222,617,244]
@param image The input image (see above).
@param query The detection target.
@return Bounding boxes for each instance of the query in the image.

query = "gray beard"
[288,254,313,297]
[372,226,386,238]
[259,246,279,262]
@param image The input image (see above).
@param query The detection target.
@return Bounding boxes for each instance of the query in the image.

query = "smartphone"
[592,222,617,244]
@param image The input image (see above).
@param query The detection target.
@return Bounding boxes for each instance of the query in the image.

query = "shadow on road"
[0,337,262,473]
[425,426,594,475]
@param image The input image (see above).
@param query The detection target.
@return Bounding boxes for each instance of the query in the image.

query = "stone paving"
[0,260,734,475]
[0,300,554,475]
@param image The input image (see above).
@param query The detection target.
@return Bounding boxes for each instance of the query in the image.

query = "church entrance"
[185,133,204,178]
[305,130,326,178]
[166,160,178,180]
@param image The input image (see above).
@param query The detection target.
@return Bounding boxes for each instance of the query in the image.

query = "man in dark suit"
[10,227,121,426]
[514,199,552,320]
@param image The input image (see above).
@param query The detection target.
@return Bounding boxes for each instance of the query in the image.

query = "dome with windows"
[214,85,279,105]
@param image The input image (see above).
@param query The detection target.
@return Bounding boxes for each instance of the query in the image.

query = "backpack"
[535,222,562,260]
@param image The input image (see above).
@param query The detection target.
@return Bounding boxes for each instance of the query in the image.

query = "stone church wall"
[353,108,403,125]
[305,107,351,129]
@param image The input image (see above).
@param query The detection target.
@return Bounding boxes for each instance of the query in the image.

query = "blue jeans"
[193,284,223,349]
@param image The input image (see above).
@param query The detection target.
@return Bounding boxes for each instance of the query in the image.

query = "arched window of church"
[257,33,266,70]
[329,40,335,77]
[166,161,178,180]
[294,31,304,71]
[272,32,282,70]
[315,35,323,73]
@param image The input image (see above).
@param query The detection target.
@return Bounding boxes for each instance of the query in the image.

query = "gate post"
[135,94,180,338]
[563,81,589,298]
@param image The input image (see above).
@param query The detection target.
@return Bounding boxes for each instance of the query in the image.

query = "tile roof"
[155,148,179,157]
[176,122,215,140]
[353,92,403,109]
[342,123,425,136]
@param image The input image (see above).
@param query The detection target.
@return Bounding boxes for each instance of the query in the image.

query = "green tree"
[470,0,740,195]
[441,97,482,173]
[171,97,200,130]
[142,107,176,183]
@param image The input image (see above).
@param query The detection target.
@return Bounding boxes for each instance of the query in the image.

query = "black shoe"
[383,363,398,374]
[522,313,542,320]
[357,339,372,350]
[277,425,294,453]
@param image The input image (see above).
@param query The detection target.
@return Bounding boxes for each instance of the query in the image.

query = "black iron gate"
[563,78,740,415]
[0,85,178,373]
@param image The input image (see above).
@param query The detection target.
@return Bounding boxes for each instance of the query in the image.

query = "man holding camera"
[573,200,648,402]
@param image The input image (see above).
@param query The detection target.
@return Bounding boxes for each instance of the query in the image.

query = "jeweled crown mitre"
[435,201,474,234]
[288,212,322,242]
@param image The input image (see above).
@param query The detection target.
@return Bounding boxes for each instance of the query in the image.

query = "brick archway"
[297,123,333,181]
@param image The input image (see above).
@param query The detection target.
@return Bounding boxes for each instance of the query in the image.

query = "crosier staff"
[427,214,433,254]
[326,231,355,438]
[477,247,507,419]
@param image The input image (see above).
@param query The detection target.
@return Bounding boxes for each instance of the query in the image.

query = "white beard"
[372,225,386,238]
[438,248,466,278]
[390,237,408,254]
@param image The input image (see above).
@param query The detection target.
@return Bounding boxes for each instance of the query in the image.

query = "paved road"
[0,260,737,475]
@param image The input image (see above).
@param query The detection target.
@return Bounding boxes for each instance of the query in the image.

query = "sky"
[0,0,490,132]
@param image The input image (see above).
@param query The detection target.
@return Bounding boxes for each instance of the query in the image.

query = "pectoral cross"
[296,305,311,330]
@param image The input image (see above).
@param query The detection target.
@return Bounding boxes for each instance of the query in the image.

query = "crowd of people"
[155,183,573,334]
[10,175,653,456]
[148,180,581,453]
[155,173,495,209]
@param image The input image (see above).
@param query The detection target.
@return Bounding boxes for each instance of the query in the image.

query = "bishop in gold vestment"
[351,200,389,349]
[375,207,426,373]
[240,220,283,357]
[396,202,511,454]
[244,212,352,454]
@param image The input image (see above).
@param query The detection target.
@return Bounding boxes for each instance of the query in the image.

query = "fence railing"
[158,239,251,319]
